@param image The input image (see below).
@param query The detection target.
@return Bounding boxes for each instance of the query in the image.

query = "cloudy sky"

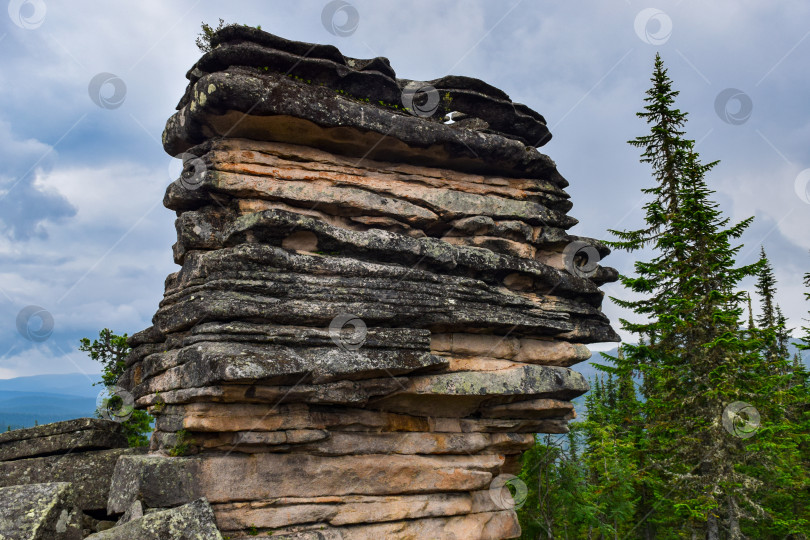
[1,0,808,380]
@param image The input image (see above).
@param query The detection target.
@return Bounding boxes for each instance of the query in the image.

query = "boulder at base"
[85,498,222,540]
[0,482,82,540]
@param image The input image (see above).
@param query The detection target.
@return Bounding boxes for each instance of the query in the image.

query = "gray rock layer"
[87,499,221,540]
[115,26,619,539]
[0,418,127,462]
[0,448,145,512]
[0,482,81,540]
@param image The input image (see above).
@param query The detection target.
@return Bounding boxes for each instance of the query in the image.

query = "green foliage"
[195,20,263,53]
[515,55,810,538]
[79,329,130,388]
[121,410,153,448]
[605,53,770,536]
[79,328,153,447]
[168,429,195,457]
[800,267,810,354]
[195,18,226,53]
[442,91,453,113]
[517,431,588,538]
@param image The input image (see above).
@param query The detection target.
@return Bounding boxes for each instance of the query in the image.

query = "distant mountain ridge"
[0,373,101,429]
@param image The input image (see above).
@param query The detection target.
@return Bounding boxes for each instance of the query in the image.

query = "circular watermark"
[88,73,127,110]
[488,474,528,510]
[328,313,367,351]
[714,88,753,125]
[722,401,760,439]
[793,168,810,204]
[16,305,54,343]
[562,241,600,279]
[170,152,208,191]
[8,0,46,29]
[321,0,359,37]
[401,81,440,118]
[634,8,672,45]
[96,386,135,422]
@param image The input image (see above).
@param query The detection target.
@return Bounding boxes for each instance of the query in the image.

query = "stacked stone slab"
[116,26,619,539]
[0,418,143,537]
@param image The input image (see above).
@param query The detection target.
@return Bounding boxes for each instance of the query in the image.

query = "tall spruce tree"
[755,247,777,329]
[607,54,763,538]
[800,267,810,369]
[754,247,791,375]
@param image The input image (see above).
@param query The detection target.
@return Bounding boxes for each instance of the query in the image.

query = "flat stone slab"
[0,418,127,462]
[108,453,503,514]
[369,364,589,416]
[0,482,81,540]
[163,26,560,183]
[214,490,503,530]
[85,498,221,540]
[0,447,144,512]
[222,509,518,540]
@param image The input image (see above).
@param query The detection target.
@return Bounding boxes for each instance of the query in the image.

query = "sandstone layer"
[116,26,618,539]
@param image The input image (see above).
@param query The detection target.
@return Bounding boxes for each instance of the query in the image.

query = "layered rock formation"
[117,26,619,539]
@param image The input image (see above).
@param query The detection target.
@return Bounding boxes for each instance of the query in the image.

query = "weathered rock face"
[0,419,146,538]
[85,498,222,540]
[0,418,128,462]
[0,483,82,540]
[0,447,144,513]
[117,26,618,539]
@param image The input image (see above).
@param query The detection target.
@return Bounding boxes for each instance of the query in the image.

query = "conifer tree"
[755,247,777,329]
[608,54,764,538]
[802,268,810,354]
[754,247,791,375]
[516,60,810,539]
[744,255,809,537]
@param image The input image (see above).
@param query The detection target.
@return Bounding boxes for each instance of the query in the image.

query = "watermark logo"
[714,88,753,125]
[96,386,135,422]
[722,401,760,439]
[16,305,53,342]
[88,73,127,110]
[170,152,208,191]
[489,474,528,510]
[8,0,46,29]
[634,8,672,45]
[794,168,810,204]
[401,81,440,118]
[321,0,359,37]
[562,241,600,279]
[328,313,367,351]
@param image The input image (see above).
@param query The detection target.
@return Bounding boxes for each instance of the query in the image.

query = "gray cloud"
[0,120,76,240]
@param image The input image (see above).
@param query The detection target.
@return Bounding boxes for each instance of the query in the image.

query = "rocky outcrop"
[0,418,128,462]
[0,418,148,537]
[0,448,142,513]
[114,26,618,539]
[85,499,221,540]
[0,483,82,540]
[0,419,140,519]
